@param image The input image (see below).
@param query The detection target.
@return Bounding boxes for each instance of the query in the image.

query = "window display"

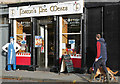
[62,15,81,55]
[16,19,31,53]
[16,19,31,65]
[61,15,82,68]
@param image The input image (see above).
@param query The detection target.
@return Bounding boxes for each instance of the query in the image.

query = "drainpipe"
[10,19,13,37]
[82,7,87,73]
[8,19,11,42]
[31,17,36,71]
[54,16,59,68]
[101,7,104,38]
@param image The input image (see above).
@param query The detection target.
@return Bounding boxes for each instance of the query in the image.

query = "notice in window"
[35,36,42,47]
[62,43,66,49]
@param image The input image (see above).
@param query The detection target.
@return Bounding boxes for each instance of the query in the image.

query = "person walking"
[90,34,110,82]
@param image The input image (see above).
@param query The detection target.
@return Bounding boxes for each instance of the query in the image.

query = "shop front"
[9,0,83,71]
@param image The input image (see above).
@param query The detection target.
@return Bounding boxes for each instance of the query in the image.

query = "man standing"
[2,36,21,71]
[90,34,110,82]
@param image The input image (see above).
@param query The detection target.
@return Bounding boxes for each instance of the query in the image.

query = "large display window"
[60,15,82,68]
[15,18,31,65]
[62,15,82,55]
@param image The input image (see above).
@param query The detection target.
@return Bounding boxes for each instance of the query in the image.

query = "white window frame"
[59,16,82,58]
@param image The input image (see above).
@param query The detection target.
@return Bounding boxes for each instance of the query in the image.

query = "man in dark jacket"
[90,34,110,82]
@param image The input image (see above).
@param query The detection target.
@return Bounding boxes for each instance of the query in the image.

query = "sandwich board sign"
[60,55,74,73]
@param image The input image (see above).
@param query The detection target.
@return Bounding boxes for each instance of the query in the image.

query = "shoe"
[106,72,110,83]
[90,72,95,81]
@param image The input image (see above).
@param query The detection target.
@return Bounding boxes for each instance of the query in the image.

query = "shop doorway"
[35,25,45,68]
[36,17,55,69]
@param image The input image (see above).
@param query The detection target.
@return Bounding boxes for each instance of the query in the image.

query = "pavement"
[1,70,120,84]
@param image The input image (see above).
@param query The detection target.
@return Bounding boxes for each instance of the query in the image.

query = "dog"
[89,67,118,82]
[107,67,118,81]
[89,67,106,81]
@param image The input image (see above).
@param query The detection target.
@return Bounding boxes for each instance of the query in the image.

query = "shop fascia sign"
[9,0,83,18]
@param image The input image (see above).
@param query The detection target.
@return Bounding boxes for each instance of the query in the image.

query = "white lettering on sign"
[9,0,83,18]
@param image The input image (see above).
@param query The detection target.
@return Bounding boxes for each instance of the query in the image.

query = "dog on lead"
[89,67,118,82]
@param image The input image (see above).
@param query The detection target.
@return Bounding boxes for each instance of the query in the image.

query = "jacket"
[96,38,107,60]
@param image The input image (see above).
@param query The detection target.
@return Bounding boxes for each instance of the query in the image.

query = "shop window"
[62,15,81,33]
[62,15,82,55]
[16,19,31,53]
[62,34,81,55]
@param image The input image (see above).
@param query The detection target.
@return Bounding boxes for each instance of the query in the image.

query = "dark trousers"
[93,58,108,74]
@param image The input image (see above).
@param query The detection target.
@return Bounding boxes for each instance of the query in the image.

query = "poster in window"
[62,43,66,49]
[35,36,42,47]
[69,40,75,44]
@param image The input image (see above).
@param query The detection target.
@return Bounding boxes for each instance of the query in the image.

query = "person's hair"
[96,34,101,39]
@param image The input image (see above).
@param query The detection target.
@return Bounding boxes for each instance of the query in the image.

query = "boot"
[90,72,95,81]
[106,72,110,83]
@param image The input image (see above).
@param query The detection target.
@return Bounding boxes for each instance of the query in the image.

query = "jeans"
[93,58,108,74]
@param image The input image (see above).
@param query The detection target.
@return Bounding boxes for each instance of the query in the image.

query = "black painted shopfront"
[8,1,83,71]
[8,1,120,74]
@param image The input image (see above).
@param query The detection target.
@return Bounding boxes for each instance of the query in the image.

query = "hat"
[10,36,14,39]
